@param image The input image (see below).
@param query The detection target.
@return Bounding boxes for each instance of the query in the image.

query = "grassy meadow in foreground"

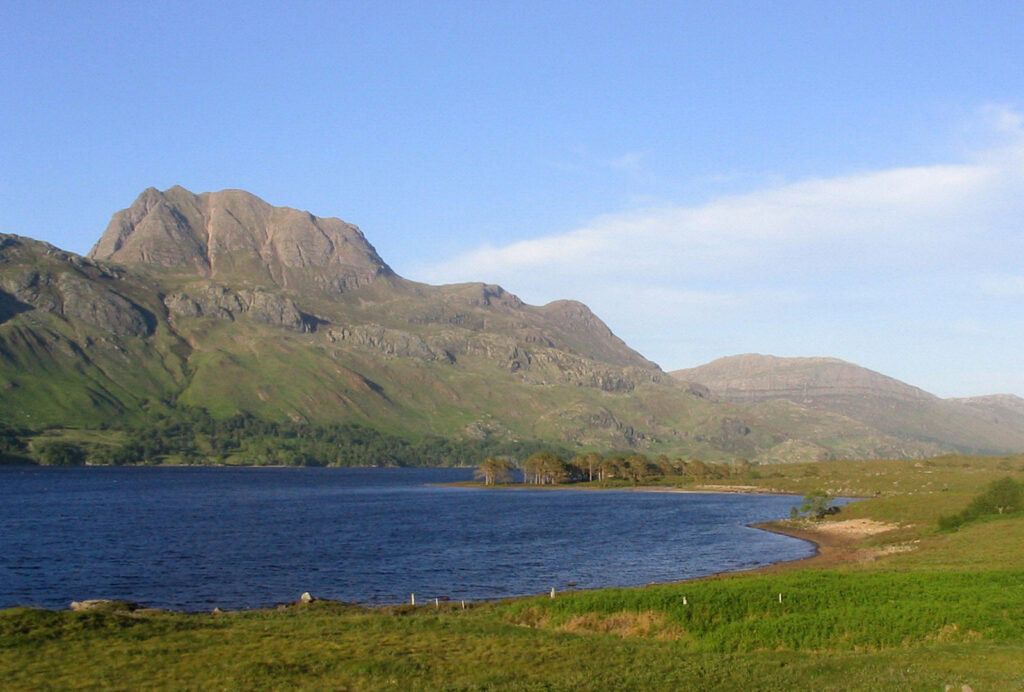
[2,454,1023,690]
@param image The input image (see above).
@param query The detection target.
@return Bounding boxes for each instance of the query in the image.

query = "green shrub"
[939,477,1023,530]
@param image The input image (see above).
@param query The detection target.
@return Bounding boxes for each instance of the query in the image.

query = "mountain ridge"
[1,187,1022,461]
[673,354,1024,455]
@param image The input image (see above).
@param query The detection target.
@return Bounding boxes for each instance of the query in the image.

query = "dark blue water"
[0,467,816,611]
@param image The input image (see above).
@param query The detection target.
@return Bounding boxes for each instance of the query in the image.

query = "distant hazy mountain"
[948,394,1024,437]
[1,187,1021,462]
[673,354,1024,456]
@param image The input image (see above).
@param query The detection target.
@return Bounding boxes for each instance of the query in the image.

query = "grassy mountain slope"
[674,354,1024,455]
[0,236,188,427]
[1,217,755,458]
[1,187,1021,461]
[948,394,1024,437]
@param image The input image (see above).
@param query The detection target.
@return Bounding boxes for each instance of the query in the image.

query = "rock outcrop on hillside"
[164,285,318,333]
[1,236,154,338]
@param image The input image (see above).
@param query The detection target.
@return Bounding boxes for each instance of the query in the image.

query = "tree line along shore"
[0,410,570,468]
[473,450,761,485]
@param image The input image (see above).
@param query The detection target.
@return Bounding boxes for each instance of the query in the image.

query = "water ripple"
[0,467,815,611]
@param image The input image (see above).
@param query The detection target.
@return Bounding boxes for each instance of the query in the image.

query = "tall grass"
[500,571,1024,652]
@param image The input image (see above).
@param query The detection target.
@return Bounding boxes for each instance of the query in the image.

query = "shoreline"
[14,508,866,618]
[4,476,876,615]
[447,482,876,575]
[31,521,846,616]
[442,480,818,496]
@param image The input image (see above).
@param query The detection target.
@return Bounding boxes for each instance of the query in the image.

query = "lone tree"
[973,476,1022,515]
[474,457,515,486]
[794,491,836,520]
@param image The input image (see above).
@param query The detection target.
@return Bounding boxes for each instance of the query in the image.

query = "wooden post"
[461,600,466,609]
[683,596,687,605]
[434,597,439,608]
[550,587,555,599]
[778,593,783,603]
[411,593,415,606]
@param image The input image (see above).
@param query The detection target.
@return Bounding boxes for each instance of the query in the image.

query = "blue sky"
[2,1,1022,397]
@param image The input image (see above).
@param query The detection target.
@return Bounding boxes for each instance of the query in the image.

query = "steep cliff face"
[1,236,155,338]
[88,186,392,295]
[164,286,317,333]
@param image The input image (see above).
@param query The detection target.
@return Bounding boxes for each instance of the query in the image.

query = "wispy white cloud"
[542,148,651,179]
[980,275,1024,297]
[585,285,806,315]
[420,157,1006,285]
[607,151,646,176]
[980,103,1024,135]
[412,108,1024,385]
[423,106,1023,284]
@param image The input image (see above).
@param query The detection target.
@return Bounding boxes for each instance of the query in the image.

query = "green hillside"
[1,188,1022,464]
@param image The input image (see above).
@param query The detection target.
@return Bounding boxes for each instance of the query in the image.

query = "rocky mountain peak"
[88,187,392,295]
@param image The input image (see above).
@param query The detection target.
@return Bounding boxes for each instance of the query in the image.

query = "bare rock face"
[0,236,154,338]
[164,285,316,332]
[326,324,454,362]
[89,186,392,295]
[57,274,154,338]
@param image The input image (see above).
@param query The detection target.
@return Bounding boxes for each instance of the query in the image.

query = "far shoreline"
[441,479,813,495]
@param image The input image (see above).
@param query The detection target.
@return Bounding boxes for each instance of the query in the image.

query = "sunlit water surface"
[0,466,817,611]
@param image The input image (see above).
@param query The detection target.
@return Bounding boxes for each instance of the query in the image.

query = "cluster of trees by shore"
[474,451,756,485]
[0,422,31,465]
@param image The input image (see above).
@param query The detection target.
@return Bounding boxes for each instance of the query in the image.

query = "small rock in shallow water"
[70,599,113,611]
